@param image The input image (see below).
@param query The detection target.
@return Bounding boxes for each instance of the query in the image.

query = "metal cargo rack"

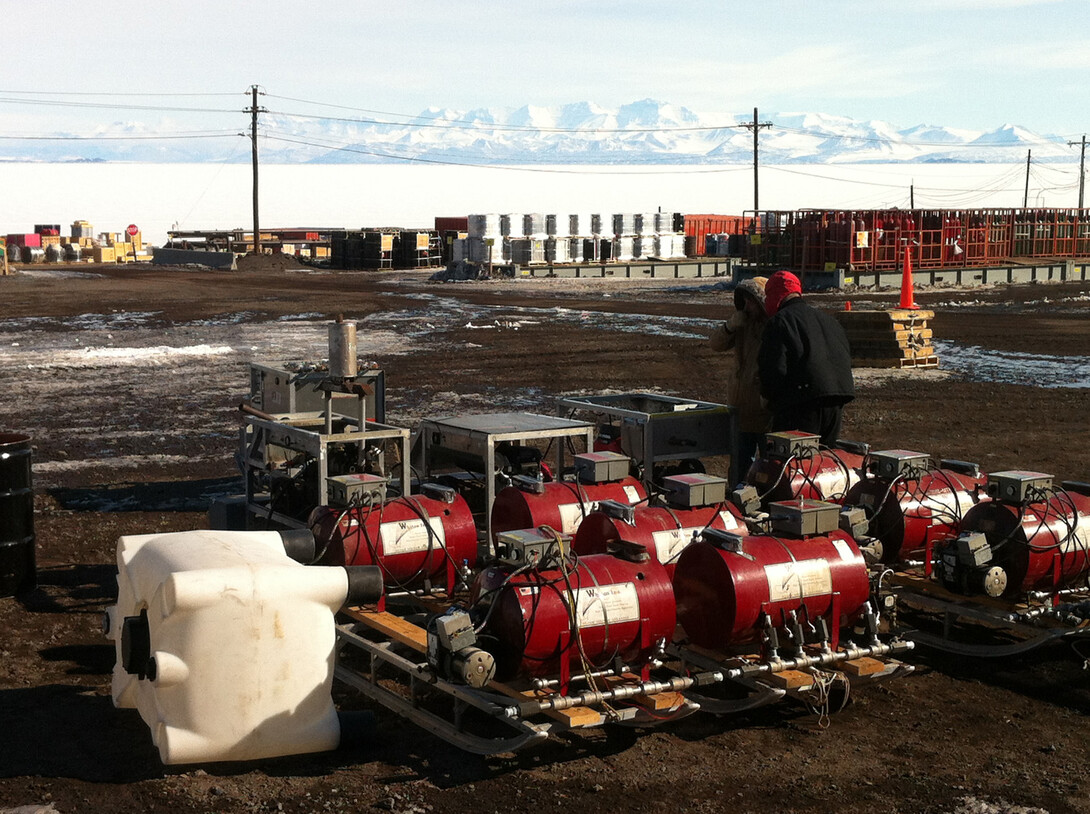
[332,600,913,754]
[241,413,411,530]
[891,570,1090,657]
[558,393,737,489]
[334,603,705,756]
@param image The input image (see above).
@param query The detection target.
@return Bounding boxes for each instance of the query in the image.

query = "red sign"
[126,224,139,237]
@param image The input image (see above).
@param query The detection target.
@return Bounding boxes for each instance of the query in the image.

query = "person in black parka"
[757,270,854,447]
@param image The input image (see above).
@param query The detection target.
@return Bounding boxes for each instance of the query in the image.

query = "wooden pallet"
[854,355,940,369]
[835,308,939,369]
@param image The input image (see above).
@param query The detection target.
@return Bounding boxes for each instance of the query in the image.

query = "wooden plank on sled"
[605,673,687,712]
[767,669,814,690]
[839,657,886,677]
[342,608,427,652]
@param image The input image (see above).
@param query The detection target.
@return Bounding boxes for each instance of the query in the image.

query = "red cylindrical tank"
[953,487,1090,596]
[473,552,676,680]
[491,478,647,539]
[745,448,865,506]
[572,502,745,575]
[309,493,477,589]
[673,532,870,649]
[845,467,987,563]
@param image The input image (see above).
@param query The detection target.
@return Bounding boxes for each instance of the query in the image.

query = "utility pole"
[245,85,267,255]
[738,107,773,211]
[1023,149,1031,208]
[910,182,915,209]
[1068,135,1087,210]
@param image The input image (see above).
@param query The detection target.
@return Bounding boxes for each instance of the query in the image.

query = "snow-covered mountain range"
[4,100,1074,165]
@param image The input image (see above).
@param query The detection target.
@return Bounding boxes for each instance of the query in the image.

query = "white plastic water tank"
[106,529,369,764]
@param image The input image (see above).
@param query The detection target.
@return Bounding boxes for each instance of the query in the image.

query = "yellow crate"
[40,235,61,247]
[93,246,116,263]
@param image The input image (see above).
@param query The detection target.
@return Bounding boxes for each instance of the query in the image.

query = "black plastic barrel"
[0,433,35,596]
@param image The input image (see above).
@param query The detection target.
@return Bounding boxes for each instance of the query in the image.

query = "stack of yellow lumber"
[834,308,939,369]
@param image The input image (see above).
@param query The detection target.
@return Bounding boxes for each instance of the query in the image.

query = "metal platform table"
[416,411,594,546]
[557,393,737,489]
[242,413,411,530]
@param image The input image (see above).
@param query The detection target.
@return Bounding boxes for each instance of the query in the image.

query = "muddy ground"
[1,262,1089,814]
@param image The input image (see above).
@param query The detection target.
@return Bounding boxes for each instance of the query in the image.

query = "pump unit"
[471,539,675,680]
[490,453,646,538]
[308,487,477,590]
[572,474,745,573]
[673,501,870,649]
[937,479,1090,598]
[843,453,987,563]
[745,434,869,507]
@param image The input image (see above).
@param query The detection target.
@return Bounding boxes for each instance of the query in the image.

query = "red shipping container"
[6,233,41,248]
[683,214,751,256]
[434,216,469,234]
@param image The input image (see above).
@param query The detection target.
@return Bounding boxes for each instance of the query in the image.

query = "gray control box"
[662,473,729,508]
[987,470,1053,504]
[494,528,564,567]
[766,431,820,459]
[769,499,841,537]
[573,451,630,484]
[871,450,930,480]
[328,473,388,507]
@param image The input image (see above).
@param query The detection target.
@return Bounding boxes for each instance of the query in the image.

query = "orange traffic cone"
[899,243,919,310]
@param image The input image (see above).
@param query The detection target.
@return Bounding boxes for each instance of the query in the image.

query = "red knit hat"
[765,270,802,316]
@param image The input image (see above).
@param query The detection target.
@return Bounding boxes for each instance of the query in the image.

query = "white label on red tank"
[566,582,641,627]
[831,538,855,561]
[651,527,701,564]
[378,516,447,555]
[1061,511,1090,554]
[812,459,858,501]
[623,485,641,503]
[765,558,833,603]
[718,510,741,530]
[927,489,976,526]
[558,501,599,534]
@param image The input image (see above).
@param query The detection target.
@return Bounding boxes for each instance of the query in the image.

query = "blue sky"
[1,0,1087,138]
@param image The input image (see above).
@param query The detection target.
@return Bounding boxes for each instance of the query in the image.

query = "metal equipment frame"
[558,393,737,490]
[415,412,595,547]
[241,413,411,530]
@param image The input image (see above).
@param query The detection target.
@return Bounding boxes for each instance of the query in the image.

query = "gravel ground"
[1,263,1089,814]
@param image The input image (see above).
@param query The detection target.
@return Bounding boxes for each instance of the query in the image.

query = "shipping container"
[6,233,41,249]
[434,216,469,235]
[742,207,1090,273]
[683,214,752,256]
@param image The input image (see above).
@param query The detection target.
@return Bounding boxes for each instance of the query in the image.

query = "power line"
[0,131,238,141]
[0,96,241,114]
[0,90,243,97]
